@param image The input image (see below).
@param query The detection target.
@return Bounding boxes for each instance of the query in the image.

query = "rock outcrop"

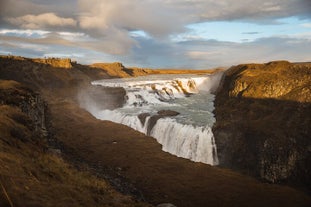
[1,55,73,68]
[32,57,73,69]
[0,80,48,140]
[213,61,311,189]
[137,110,181,135]
[91,62,134,78]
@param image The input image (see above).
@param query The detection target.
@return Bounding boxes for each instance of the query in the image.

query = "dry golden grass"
[91,62,222,78]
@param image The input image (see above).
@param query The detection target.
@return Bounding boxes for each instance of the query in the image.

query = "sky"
[0,0,310,69]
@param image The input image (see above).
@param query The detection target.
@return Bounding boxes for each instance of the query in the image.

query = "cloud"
[187,51,225,60]
[6,13,77,29]
[77,0,185,37]
[112,35,310,69]
[0,0,310,67]
[1,30,310,69]
[182,37,311,67]
[0,0,77,18]
[0,29,136,55]
[0,29,50,38]
[301,23,311,28]
[242,32,260,35]
[184,0,311,22]
[75,0,189,54]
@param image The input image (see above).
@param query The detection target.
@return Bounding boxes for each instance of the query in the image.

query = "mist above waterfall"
[79,72,223,165]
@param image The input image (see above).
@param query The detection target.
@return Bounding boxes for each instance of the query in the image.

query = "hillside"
[213,61,311,189]
[0,56,310,207]
[0,80,149,207]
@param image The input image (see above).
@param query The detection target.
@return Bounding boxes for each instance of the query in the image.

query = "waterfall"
[83,73,222,165]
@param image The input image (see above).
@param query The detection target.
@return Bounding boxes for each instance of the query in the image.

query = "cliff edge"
[213,61,311,189]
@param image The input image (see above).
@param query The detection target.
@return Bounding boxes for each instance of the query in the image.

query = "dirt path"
[49,100,311,207]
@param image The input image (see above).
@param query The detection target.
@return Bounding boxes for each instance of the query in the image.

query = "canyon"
[0,56,310,207]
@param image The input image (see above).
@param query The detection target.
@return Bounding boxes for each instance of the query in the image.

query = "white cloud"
[6,13,77,29]
[187,51,225,60]
[77,0,185,37]
[301,23,311,28]
[0,29,50,38]
[75,0,188,54]
[288,32,311,40]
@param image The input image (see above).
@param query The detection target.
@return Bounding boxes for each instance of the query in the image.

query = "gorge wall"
[213,61,311,189]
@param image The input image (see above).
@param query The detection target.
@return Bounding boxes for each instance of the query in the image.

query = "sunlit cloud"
[6,13,77,29]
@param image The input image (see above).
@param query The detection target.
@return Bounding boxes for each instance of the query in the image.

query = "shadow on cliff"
[213,95,311,191]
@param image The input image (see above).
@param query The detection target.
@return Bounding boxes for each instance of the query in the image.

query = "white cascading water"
[85,73,222,165]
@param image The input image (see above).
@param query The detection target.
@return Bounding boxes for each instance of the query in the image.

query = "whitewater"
[85,73,222,165]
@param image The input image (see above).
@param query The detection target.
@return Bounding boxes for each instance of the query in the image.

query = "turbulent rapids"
[86,73,222,165]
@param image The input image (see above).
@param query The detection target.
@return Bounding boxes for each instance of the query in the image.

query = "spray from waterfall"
[79,72,224,165]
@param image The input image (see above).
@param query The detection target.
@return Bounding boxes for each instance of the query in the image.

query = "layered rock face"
[213,61,311,188]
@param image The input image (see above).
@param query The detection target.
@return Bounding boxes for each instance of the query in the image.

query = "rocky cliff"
[1,55,73,69]
[32,57,73,69]
[0,80,47,140]
[213,61,311,189]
